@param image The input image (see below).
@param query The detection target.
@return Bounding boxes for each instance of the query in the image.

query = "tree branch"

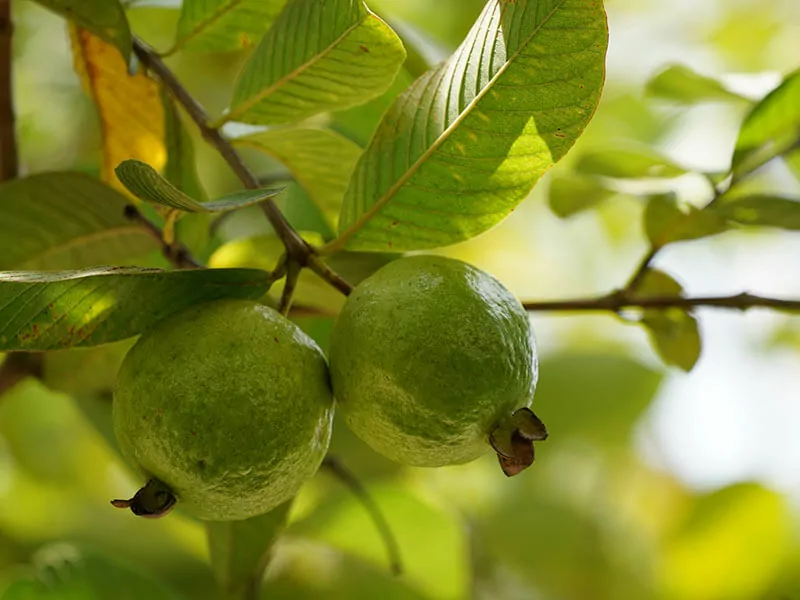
[523,292,800,313]
[123,205,202,269]
[0,0,17,181]
[131,38,353,297]
[0,353,42,397]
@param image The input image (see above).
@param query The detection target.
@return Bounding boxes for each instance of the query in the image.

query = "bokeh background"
[3,0,800,598]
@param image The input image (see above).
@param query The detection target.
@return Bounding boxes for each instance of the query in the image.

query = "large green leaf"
[645,64,749,105]
[234,128,363,227]
[221,0,406,126]
[548,174,614,218]
[329,0,608,253]
[0,267,271,351]
[0,172,158,270]
[575,145,686,179]
[712,194,800,230]
[3,544,180,600]
[170,0,286,54]
[644,195,729,248]
[115,159,284,213]
[733,68,800,177]
[32,0,132,60]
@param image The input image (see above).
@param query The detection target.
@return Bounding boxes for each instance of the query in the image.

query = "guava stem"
[489,408,548,477]
[111,478,177,518]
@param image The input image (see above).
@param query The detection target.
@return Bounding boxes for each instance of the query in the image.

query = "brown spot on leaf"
[360,45,370,53]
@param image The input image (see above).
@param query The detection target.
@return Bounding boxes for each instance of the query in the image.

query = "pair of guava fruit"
[111,255,546,521]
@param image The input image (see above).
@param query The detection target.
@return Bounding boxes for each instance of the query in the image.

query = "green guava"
[329,255,547,476]
[111,299,334,521]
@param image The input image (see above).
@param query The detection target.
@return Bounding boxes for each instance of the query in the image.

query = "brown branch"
[523,292,800,313]
[123,205,202,269]
[0,0,17,181]
[0,353,42,397]
[131,38,353,297]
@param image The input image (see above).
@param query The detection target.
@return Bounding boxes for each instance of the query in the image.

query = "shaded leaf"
[33,0,132,60]
[0,267,271,351]
[234,128,363,227]
[171,0,286,54]
[331,0,608,252]
[712,194,800,230]
[115,159,285,213]
[71,28,166,193]
[0,172,158,270]
[548,174,614,218]
[223,0,406,126]
[644,194,729,248]
[163,92,207,202]
[733,68,800,177]
[645,64,748,105]
[576,145,686,179]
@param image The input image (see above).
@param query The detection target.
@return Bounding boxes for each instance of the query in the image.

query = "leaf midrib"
[171,0,247,54]
[327,0,568,251]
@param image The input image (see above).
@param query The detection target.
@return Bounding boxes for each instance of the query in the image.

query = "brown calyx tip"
[489,407,548,478]
[111,478,177,519]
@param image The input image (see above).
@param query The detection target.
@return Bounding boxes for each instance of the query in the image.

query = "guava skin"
[113,299,334,521]
[329,255,538,467]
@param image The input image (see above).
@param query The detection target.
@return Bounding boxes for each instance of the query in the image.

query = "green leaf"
[171,0,287,54]
[3,544,180,600]
[638,270,701,371]
[785,147,800,184]
[0,267,271,351]
[32,0,132,60]
[0,172,158,270]
[234,128,363,227]
[644,194,729,247]
[114,159,284,213]
[733,68,800,176]
[712,194,800,230]
[575,145,687,179]
[645,64,749,105]
[548,175,614,218]
[206,501,292,599]
[222,0,406,126]
[163,93,207,202]
[331,0,608,252]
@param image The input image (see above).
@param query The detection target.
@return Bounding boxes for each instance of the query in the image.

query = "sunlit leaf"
[638,270,701,371]
[331,0,608,252]
[644,194,729,248]
[733,68,800,177]
[222,0,406,126]
[3,544,180,600]
[645,64,748,105]
[576,145,686,179]
[548,174,614,218]
[115,159,285,213]
[234,128,363,227]
[712,194,800,230]
[786,147,800,185]
[71,28,167,193]
[0,172,158,270]
[0,267,271,351]
[171,0,286,54]
[32,0,132,60]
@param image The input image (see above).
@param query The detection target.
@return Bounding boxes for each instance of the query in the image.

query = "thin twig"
[0,0,17,180]
[523,292,800,313]
[623,247,658,293]
[130,38,353,297]
[322,456,403,576]
[123,205,202,269]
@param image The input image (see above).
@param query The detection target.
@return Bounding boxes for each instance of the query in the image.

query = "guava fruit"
[111,299,334,521]
[329,255,547,476]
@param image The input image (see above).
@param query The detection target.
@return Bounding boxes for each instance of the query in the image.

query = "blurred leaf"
[33,0,132,61]
[0,172,158,270]
[638,270,701,371]
[163,93,207,202]
[0,267,271,351]
[171,0,286,54]
[206,502,292,599]
[645,64,748,105]
[660,483,792,600]
[733,68,800,177]
[644,195,729,248]
[71,27,167,193]
[576,145,686,179]
[3,544,180,599]
[533,353,663,447]
[548,175,615,218]
[115,159,285,213]
[331,0,608,252]
[72,393,120,455]
[712,194,800,230]
[234,128,363,227]
[785,147,800,184]
[223,0,406,126]
[42,339,134,395]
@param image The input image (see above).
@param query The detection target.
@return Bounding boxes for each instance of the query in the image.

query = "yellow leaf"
[71,27,166,194]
